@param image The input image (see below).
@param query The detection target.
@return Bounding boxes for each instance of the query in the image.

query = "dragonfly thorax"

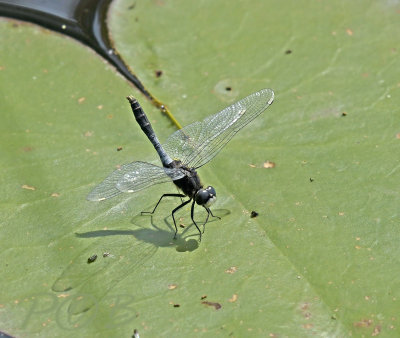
[168,160,202,198]
[195,186,217,207]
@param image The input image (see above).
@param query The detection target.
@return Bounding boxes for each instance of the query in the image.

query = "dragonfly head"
[195,186,216,207]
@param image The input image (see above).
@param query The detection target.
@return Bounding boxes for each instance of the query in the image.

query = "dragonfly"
[87,88,275,240]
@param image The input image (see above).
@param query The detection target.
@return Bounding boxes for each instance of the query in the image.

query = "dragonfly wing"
[163,88,274,169]
[87,161,185,201]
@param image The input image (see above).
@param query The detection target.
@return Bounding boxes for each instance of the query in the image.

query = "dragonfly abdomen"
[127,96,173,167]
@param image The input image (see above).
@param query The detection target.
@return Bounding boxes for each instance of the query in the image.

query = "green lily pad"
[1,0,400,336]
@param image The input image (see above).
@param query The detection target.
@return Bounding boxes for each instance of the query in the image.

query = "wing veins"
[163,89,274,169]
[87,161,184,201]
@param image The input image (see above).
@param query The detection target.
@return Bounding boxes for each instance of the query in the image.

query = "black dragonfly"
[87,88,274,240]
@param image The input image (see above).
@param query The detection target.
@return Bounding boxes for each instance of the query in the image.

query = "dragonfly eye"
[195,186,217,207]
[205,186,216,196]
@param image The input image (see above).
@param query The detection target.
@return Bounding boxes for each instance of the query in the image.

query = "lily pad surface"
[1,0,399,336]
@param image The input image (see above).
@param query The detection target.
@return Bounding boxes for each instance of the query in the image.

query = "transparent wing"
[163,88,274,169]
[87,161,185,201]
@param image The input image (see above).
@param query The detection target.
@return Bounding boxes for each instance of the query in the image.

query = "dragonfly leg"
[171,198,192,239]
[142,193,185,215]
[191,200,202,241]
[209,208,221,220]
[201,207,221,234]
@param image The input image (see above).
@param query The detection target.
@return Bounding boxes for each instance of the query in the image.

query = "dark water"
[0,0,180,126]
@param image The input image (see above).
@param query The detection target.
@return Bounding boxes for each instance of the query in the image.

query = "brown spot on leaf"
[353,318,373,327]
[22,184,35,191]
[22,146,33,152]
[202,301,221,310]
[228,294,238,303]
[263,161,275,168]
[225,266,238,274]
[372,326,381,336]
[300,303,312,319]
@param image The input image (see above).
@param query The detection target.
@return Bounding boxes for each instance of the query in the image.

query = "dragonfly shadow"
[52,235,158,316]
[131,207,231,246]
[76,208,230,253]
[76,228,198,252]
